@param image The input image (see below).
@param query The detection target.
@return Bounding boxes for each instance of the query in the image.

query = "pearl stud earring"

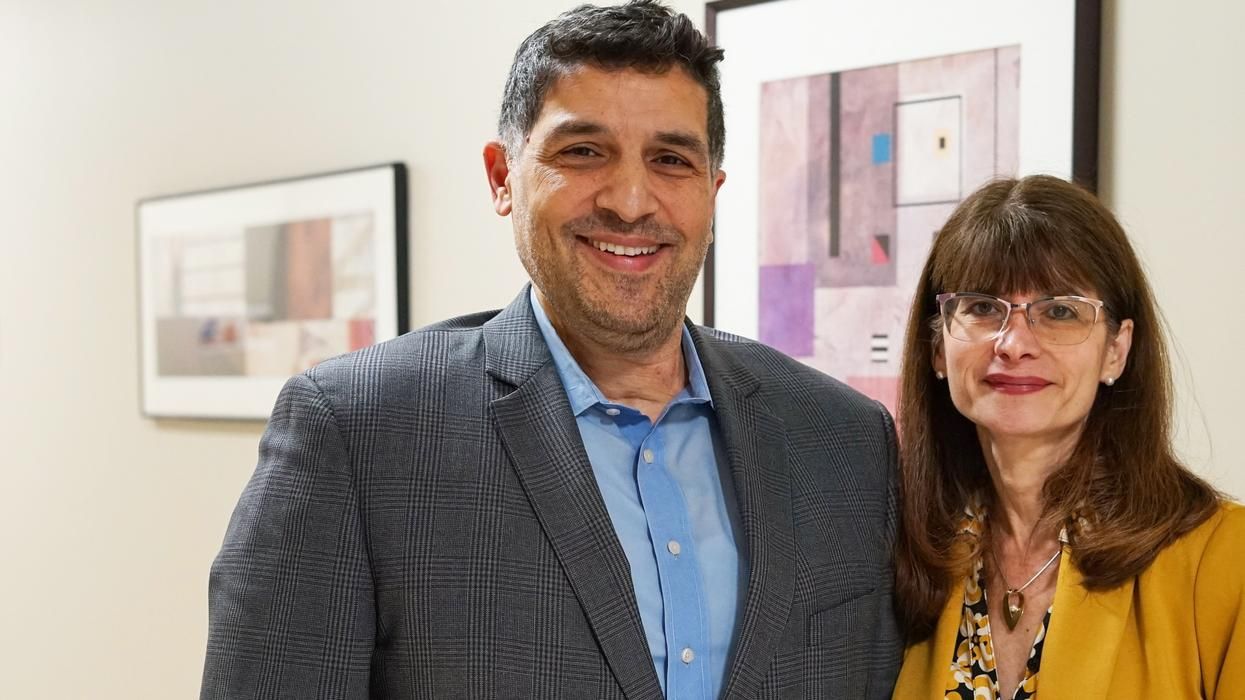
[935,371,946,380]
[1104,377,1115,386]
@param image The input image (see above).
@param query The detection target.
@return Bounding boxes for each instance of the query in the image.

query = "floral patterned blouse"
[945,506,1056,700]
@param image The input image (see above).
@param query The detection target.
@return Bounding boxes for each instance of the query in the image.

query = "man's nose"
[595,158,659,223]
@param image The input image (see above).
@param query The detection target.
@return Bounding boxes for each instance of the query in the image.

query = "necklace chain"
[985,520,1065,631]
[992,544,1062,594]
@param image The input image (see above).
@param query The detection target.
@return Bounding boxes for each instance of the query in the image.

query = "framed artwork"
[137,163,408,419]
[703,0,1100,414]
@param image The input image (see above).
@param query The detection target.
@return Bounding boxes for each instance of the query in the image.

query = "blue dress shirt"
[530,290,744,699]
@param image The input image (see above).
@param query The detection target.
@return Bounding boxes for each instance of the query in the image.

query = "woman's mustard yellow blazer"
[893,502,1245,699]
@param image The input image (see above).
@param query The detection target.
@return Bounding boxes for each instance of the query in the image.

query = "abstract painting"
[705,0,1099,416]
[754,47,1020,415]
[138,163,407,419]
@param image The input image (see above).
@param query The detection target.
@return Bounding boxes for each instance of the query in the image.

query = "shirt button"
[667,540,681,556]
[681,647,695,664]
[642,448,655,464]
[604,408,620,416]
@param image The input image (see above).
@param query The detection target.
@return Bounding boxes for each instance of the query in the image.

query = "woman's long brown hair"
[895,175,1221,641]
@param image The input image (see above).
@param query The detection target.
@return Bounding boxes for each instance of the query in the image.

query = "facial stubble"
[515,208,708,354]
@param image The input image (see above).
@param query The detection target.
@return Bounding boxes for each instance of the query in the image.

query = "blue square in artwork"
[872,133,892,165]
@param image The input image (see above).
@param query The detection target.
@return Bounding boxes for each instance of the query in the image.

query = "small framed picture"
[704,0,1100,414]
[137,163,408,419]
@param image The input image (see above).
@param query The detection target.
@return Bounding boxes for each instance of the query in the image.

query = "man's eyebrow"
[655,131,709,158]
[543,119,608,141]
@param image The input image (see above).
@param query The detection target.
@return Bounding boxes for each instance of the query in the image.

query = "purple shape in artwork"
[759,263,815,358]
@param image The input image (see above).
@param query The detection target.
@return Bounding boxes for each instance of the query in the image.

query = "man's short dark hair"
[498,0,725,168]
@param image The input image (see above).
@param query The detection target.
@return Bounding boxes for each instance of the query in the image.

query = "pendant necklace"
[989,541,1062,630]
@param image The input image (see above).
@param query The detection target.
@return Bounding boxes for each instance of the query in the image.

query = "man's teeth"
[591,239,659,257]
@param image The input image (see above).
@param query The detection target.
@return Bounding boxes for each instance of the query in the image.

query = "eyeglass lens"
[942,296,1098,345]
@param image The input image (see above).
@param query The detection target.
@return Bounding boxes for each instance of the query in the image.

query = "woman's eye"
[967,302,1001,317]
[1044,304,1079,321]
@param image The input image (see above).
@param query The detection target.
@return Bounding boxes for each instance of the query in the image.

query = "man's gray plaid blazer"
[202,287,902,699]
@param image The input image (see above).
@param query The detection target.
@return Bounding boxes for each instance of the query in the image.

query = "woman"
[891,175,1244,699]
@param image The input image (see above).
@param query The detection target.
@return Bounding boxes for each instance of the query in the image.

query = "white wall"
[0,0,1240,697]
[1098,0,1245,495]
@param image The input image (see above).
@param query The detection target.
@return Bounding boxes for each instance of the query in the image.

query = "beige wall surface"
[1099,0,1244,495]
[0,0,1240,697]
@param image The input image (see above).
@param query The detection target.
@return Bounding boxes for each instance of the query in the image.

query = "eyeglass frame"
[934,292,1115,345]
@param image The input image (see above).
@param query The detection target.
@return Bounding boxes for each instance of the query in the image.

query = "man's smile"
[589,238,660,256]
[575,234,670,272]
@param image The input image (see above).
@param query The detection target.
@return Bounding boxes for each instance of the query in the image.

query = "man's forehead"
[549,61,697,85]
[531,65,709,136]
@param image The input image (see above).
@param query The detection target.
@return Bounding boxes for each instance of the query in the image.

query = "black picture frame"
[136,162,408,419]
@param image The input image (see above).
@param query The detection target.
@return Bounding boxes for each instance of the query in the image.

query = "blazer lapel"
[893,581,964,699]
[485,289,664,700]
[691,327,796,699]
[1038,548,1134,698]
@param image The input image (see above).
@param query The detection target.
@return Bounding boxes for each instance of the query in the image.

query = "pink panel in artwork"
[349,319,376,351]
[285,218,333,320]
[759,263,815,358]
[758,75,828,266]
[846,376,899,417]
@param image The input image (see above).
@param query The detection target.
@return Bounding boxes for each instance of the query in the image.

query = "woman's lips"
[984,374,1052,394]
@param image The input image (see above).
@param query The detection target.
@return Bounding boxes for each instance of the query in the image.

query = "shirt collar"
[529,286,714,416]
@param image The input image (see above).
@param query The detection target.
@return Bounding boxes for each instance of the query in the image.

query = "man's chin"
[580,307,683,350]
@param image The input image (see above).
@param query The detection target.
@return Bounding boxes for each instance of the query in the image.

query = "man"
[201,2,901,698]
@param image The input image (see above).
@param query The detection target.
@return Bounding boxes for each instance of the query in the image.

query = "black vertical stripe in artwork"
[828,72,841,259]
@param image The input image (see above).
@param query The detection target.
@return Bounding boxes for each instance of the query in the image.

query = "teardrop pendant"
[1003,589,1025,630]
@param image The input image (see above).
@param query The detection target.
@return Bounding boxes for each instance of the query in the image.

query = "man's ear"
[707,169,725,244]
[483,141,512,216]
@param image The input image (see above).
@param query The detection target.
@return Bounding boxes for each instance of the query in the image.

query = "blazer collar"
[897,553,975,698]
[486,285,661,699]
[1039,548,1134,698]
[690,327,795,699]
[482,284,552,388]
[685,324,762,399]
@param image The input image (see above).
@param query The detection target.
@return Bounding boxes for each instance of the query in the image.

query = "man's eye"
[655,154,690,167]
[563,146,600,158]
